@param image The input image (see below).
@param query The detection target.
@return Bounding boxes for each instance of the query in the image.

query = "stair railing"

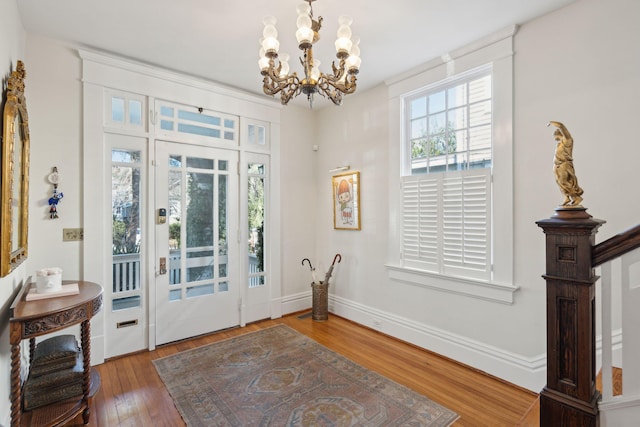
[593,224,640,425]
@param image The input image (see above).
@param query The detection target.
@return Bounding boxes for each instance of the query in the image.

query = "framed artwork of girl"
[332,171,361,230]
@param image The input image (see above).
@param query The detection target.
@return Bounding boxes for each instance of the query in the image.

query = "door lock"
[159,257,167,275]
[157,208,167,224]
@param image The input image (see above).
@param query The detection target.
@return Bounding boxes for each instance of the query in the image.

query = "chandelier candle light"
[259,0,361,107]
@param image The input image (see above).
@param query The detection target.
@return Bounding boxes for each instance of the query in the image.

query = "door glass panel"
[167,152,226,302]
[186,170,215,291]
[248,163,265,288]
[186,283,214,298]
[169,289,181,301]
[186,249,214,282]
[111,149,142,310]
[186,172,214,250]
[187,157,214,170]
[168,170,182,287]
[113,295,140,310]
[218,174,228,290]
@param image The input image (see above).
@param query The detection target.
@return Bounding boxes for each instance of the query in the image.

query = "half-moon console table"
[9,280,103,427]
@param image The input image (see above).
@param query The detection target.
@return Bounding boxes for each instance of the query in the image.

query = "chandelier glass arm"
[261,56,300,105]
[316,59,358,105]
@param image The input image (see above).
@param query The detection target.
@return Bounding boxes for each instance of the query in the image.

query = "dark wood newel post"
[536,208,604,426]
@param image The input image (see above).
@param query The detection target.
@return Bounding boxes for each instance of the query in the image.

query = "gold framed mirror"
[1,60,30,276]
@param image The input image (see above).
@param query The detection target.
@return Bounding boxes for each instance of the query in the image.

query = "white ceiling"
[17,0,577,106]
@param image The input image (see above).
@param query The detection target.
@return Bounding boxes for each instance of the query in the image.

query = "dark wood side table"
[9,280,103,427]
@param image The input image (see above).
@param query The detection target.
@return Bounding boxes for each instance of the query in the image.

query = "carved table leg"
[10,343,21,427]
[81,319,91,424]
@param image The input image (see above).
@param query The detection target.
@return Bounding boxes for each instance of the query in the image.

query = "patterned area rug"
[153,325,458,426]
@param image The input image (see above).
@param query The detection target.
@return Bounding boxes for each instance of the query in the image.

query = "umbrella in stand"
[301,258,318,283]
[323,254,342,285]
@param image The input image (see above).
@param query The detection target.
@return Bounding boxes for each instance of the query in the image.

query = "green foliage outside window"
[112,217,139,255]
[411,124,457,160]
[185,174,215,248]
[248,167,265,272]
[112,165,141,255]
[169,221,181,248]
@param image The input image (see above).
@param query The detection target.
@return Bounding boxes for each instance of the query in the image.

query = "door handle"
[159,257,167,275]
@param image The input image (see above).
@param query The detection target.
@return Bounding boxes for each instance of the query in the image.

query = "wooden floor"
[69,313,538,426]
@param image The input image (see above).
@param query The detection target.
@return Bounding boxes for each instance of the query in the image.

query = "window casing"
[387,26,517,303]
[402,67,492,281]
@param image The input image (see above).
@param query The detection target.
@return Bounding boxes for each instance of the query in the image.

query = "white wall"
[25,36,84,279]
[0,0,28,424]
[313,84,391,306]
[279,105,318,311]
[514,0,640,237]
[312,0,640,391]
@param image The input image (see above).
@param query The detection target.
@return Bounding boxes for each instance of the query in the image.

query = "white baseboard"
[329,294,546,392]
[600,394,640,427]
[281,290,312,316]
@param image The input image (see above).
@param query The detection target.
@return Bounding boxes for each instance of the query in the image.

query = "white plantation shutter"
[402,177,439,271]
[402,169,491,281]
[442,170,490,279]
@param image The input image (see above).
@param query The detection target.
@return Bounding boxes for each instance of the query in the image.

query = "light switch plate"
[63,228,84,241]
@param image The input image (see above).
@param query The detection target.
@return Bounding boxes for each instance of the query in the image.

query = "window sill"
[386,264,519,304]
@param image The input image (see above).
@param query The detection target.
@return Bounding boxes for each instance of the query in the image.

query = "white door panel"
[155,141,239,345]
[243,155,270,323]
[106,133,147,358]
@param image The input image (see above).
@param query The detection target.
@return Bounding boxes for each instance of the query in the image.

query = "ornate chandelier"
[258,0,361,107]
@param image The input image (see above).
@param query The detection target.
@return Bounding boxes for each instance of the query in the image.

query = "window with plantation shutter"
[402,169,491,281]
[400,66,493,282]
[388,27,516,302]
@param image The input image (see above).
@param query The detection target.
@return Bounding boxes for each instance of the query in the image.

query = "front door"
[155,140,239,345]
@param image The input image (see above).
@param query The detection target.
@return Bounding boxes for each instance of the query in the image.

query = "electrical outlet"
[63,228,84,241]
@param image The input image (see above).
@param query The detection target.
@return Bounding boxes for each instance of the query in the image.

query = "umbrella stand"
[311,281,330,321]
[305,254,341,322]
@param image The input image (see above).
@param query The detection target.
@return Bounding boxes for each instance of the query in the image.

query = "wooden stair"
[515,367,622,426]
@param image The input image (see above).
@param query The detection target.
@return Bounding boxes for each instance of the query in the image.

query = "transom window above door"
[156,102,238,144]
[105,89,147,130]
